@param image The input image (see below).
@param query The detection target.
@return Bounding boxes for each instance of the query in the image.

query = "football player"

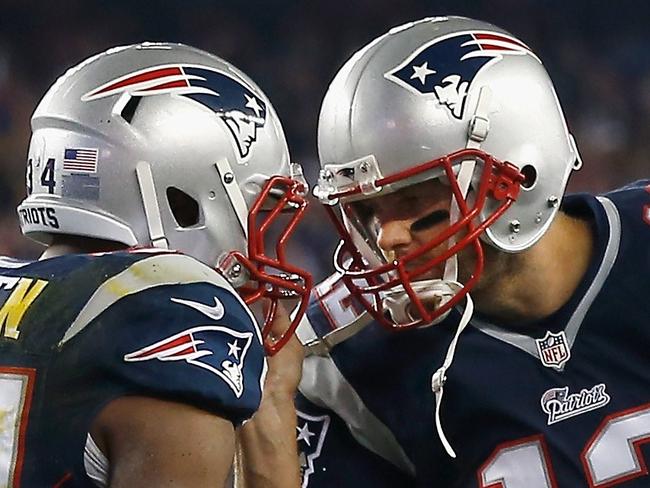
[249,16,650,487]
[0,43,311,487]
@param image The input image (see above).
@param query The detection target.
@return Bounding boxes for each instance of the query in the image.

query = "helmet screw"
[509,220,521,233]
[535,212,543,224]
[322,169,334,182]
[547,195,559,208]
[229,263,242,278]
[223,172,234,184]
[359,161,370,173]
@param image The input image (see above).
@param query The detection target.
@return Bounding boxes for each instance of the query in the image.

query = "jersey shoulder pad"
[58,253,265,424]
[60,252,235,343]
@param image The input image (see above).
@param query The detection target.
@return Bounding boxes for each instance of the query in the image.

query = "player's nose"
[376,219,413,256]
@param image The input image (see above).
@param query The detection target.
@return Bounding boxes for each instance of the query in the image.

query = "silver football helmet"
[18,42,312,353]
[315,16,582,330]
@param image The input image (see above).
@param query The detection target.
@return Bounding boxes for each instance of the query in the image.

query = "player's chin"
[407,266,444,282]
[406,294,443,320]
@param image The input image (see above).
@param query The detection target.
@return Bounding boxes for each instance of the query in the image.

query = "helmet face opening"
[219,174,313,355]
[317,148,524,330]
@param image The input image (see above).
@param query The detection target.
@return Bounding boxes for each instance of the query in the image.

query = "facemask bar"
[220,174,313,355]
[320,148,523,330]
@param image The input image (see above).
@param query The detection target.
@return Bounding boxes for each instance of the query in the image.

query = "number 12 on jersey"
[479,403,650,487]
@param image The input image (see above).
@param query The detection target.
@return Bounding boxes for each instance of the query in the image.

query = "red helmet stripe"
[87,66,183,98]
[477,43,519,52]
[474,32,531,51]
[141,79,190,91]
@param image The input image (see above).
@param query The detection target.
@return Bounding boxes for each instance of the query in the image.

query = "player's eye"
[410,209,449,232]
[349,201,375,224]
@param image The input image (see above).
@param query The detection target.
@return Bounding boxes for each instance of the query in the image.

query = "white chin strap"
[422,139,479,459]
[442,85,491,286]
[418,86,491,458]
[427,161,474,459]
[136,161,169,249]
[215,158,249,238]
[430,86,492,458]
[431,291,474,458]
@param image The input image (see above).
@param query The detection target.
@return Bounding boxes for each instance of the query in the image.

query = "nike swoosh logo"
[171,296,225,321]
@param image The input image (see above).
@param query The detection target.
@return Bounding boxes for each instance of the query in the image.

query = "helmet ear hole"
[167,187,200,227]
[520,164,537,189]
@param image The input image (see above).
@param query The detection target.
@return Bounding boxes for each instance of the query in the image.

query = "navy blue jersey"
[295,181,650,487]
[0,249,266,487]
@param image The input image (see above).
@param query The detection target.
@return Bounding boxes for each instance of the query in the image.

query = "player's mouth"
[400,258,445,281]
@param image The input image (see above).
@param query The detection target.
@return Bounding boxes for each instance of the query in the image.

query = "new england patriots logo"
[385,31,539,119]
[124,325,254,397]
[296,410,330,487]
[82,65,267,160]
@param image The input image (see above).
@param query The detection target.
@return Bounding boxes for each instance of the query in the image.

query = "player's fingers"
[261,299,291,337]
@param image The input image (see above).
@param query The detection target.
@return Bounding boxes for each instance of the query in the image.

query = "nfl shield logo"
[536,330,571,369]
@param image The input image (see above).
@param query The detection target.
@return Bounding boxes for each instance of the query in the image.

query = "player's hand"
[234,301,303,487]
[263,300,304,399]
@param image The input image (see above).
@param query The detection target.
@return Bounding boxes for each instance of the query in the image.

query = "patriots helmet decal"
[385,31,539,119]
[124,325,254,397]
[82,65,267,159]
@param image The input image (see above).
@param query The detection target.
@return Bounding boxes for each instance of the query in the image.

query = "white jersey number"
[0,368,35,488]
[478,404,650,487]
[479,435,557,487]
[583,405,650,486]
[315,276,363,330]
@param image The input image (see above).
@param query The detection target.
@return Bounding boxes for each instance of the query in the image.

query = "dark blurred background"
[0,0,648,279]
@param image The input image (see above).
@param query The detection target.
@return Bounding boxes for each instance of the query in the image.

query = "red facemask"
[219,175,313,355]
[319,148,523,331]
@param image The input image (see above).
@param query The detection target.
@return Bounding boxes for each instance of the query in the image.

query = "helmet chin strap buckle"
[467,86,492,147]
[468,114,489,143]
[431,367,447,392]
[151,236,169,249]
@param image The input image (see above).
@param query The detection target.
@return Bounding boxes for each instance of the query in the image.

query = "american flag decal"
[62,148,99,173]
